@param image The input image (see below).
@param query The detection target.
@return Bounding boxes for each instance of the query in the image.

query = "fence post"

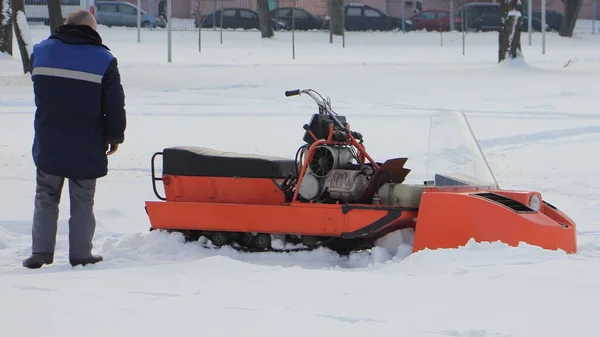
[167,0,172,62]
[137,0,141,42]
[342,0,345,47]
[401,0,406,32]
[540,0,546,54]
[528,0,532,45]
[329,0,332,43]
[593,2,597,34]
[449,0,454,30]
[149,0,154,29]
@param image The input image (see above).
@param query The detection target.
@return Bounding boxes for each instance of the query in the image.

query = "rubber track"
[154,228,374,255]
[189,233,371,255]
[195,242,324,253]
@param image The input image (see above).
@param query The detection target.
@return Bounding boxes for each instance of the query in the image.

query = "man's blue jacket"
[30,25,126,180]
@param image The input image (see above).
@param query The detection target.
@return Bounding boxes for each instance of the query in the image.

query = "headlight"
[529,194,541,212]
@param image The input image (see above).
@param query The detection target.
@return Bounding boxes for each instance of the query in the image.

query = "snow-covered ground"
[2,28,600,337]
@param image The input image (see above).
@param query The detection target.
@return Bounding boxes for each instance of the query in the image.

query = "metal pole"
[213,0,216,28]
[528,0,532,45]
[329,0,332,43]
[461,6,465,55]
[592,2,597,34]
[449,0,454,31]
[149,0,154,30]
[401,0,405,32]
[292,5,295,59]
[167,0,172,62]
[342,0,345,47]
[137,0,141,42]
[462,29,465,55]
[541,0,546,54]
[439,16,443,46]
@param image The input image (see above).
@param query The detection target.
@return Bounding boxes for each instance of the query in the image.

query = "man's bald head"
[66,9,97,30]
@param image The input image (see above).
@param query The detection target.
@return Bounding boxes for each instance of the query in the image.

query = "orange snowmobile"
[144,89,577,254]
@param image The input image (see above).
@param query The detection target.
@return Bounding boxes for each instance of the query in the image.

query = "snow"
[508,9,522,18]
[2,28,600,336]
[14,10,33,57]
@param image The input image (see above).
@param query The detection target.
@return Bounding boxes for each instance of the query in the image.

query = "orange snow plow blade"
[411,188,577,253]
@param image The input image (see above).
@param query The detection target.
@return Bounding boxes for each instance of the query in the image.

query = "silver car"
[96,1,166,28]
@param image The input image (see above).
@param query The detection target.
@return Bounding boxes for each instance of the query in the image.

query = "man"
[413,1,422,14]
[22,9,126,269]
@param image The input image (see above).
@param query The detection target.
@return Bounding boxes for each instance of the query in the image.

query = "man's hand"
[105,143,119,156]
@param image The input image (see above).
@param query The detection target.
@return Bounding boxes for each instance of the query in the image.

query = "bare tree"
[329,0,343,35]
[257,0,273,37]
[11,0,32,73]
[47,0,63,33]
[498,0,524,62]
[0,0,13,55]
[559,0,583,37]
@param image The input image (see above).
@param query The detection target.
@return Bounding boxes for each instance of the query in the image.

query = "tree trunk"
[330,0,344,35]
[11,0,32,73]
[256,0,273,38]
[559,0,583,37]
[0,0,12,55]
[498,0,524,63]
[47,0,63,33]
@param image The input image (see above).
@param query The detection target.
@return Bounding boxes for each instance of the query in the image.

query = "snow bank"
[370,228,415,263]
[93,228,416,270]
[498,56,530,68]
[0,51,11,60]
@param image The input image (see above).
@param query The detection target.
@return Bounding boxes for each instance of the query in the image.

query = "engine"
[297,145,372,203]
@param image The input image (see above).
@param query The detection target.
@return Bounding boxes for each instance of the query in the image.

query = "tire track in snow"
[478,125,600,151]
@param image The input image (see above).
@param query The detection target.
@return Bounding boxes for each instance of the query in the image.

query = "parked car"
[410,9,460,31]
[531,9,564,31]
[270,7,327,30]
[468,12,546,32]
[344,4,414,31]
[457,2,546,32]
[195,8,286,31]
[458,2,500,24]
[96,1,166,28]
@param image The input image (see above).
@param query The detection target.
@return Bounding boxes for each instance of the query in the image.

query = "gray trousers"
[32,169,97,259]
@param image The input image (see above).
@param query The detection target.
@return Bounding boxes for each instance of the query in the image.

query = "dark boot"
[22,253,54,269]
[70,255,103,267]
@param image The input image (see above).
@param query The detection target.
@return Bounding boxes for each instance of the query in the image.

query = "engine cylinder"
[323,169,369,201]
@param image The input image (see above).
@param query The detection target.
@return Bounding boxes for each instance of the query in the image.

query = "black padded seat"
[162,146,297,178]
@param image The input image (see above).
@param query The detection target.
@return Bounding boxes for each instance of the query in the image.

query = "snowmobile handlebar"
[284,89,347,131]
[284,89,329,111]
[285,89,301,97]
[286,88,364,145]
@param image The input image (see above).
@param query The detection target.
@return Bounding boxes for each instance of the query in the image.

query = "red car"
[410,9,460,31]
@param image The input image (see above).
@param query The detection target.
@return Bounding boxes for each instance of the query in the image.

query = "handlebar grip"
[285,89,301,97]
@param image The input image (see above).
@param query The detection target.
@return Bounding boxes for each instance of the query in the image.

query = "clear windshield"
[425,111,499,189]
